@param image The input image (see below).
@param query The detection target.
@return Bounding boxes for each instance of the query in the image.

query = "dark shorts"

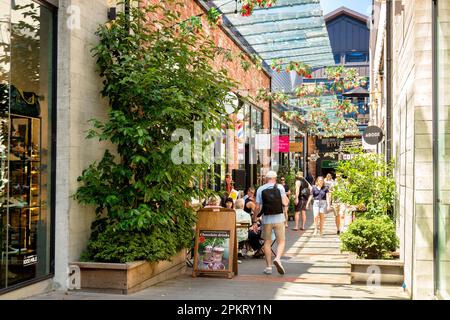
[295,198,308,211]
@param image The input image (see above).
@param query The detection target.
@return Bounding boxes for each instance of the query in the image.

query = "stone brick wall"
[391,0,434,299]
[436,0,450,298]
[54,0,114,290]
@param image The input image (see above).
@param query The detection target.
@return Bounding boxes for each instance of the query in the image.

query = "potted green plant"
[333,147,403,285]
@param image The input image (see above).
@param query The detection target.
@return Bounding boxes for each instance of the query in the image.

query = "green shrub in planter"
[75,2,238,263]
[340,216,399,259]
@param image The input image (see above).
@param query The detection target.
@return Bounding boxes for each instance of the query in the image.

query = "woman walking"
[293,172,311,231]
[306,176,331,236]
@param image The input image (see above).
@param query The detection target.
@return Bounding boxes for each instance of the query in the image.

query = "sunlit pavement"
[29,211,409,300]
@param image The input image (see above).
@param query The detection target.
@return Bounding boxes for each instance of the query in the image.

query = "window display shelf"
[0,115,41,287]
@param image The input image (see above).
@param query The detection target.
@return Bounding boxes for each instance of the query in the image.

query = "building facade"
[370,0,449,299]
[304,7,370,178]
[0,0,270,298]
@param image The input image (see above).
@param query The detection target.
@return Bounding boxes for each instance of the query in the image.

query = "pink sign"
[275,136,290,153]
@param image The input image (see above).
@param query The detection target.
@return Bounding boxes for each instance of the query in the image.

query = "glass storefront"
[0,0,55,292]
[213,103,263,191]
[248,104,263,188]
[437,0,450,300]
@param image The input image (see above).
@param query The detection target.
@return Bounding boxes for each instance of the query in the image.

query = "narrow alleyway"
[29,211,409,300]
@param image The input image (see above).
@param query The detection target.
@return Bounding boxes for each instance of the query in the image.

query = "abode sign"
[363,126,384,145]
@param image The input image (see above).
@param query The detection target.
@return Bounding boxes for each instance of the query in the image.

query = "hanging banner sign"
[255,134,271,150]
[289,141,303,153]
[277,136,290,153]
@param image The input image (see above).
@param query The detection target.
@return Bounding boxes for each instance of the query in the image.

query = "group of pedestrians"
[252,170,347,276]
[205,170,343,276]
[289,171,345,236]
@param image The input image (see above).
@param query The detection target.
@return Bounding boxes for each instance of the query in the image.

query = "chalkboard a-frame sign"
[192,208,237,279]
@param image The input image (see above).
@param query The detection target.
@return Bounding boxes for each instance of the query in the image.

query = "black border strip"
[49,0,57,277]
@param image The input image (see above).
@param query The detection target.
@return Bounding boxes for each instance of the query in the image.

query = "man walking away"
[254,171,289,275]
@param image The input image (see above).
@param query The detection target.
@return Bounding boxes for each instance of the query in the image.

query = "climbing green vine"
[75,1,238,263]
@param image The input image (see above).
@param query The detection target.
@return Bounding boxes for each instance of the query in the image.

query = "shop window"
[345,52,368,63]
[0,0,55,291]
[334,53,341,64]
[251,107,262,133]
[280,124,289,135]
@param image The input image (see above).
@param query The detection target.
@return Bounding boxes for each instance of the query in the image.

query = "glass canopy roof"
[209,0,339,129]
[211,0,335,68]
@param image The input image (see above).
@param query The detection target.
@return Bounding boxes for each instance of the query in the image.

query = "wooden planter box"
[348,254,404,285]
[70,249,186,294]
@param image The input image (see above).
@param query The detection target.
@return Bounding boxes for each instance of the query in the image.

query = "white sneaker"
[313,229,318,236]
[263,267,272,275]
[273,259,285,275]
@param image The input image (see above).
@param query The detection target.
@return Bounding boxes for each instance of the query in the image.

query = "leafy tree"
[75,1,238,263]
[332,147,396,219]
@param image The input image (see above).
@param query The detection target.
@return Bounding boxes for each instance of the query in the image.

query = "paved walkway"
[29,211,409,300]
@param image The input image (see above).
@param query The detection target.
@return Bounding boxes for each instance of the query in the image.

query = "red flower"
[305,74,312,79]
[241,4,252,16]
[199,236,205,243]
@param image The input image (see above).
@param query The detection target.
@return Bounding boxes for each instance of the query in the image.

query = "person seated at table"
[243,187,256,218]
[204,195,222,208]
[224,197,234,209]
[220,192,229,207]
[235,199,252,243]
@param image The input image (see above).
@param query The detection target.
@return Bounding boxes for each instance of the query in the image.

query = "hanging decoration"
[256,88,290,105]
[240,0,276,16]
[262,65,367,138]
